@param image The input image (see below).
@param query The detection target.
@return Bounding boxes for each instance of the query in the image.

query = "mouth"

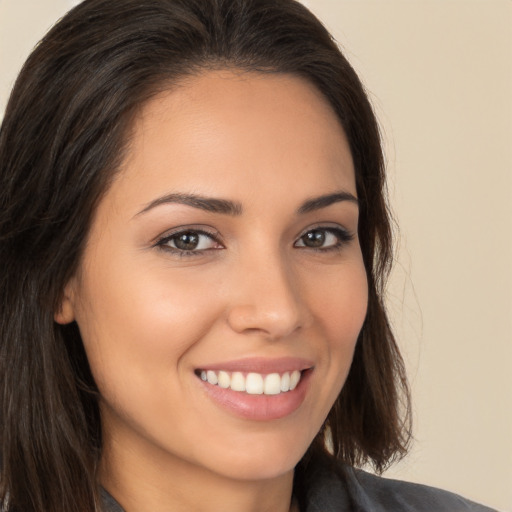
[195,369,305,395]
[194,358,314,420]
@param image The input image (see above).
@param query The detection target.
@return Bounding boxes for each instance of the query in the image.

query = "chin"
[197,431,312,482]
[212,455,299,482]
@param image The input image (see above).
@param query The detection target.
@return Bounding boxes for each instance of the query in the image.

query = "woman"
[0,1,497,511]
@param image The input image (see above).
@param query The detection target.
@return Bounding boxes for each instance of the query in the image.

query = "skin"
[56,70,368,512]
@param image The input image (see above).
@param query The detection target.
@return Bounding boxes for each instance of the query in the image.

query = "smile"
[198,370,302,395]
[195,358,314,420]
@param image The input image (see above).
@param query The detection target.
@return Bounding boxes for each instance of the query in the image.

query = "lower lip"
[198,370,312,421]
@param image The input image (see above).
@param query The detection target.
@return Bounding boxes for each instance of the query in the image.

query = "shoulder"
[344,466,497,512]
[303,457,497,512]
[101,488,124,512]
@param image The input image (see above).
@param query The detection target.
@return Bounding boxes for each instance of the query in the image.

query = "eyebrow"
[136,193,243,217]
[297,191,359,214]
[135,190,358,217]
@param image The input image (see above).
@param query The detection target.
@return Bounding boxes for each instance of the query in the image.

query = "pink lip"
[196,356,314,374]
[196,358,314,421]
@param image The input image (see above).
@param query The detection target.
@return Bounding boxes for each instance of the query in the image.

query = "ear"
[54,279,77,325]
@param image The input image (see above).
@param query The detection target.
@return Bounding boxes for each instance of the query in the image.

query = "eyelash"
[155,226,354,257]
[156,228,222,258]
[296,227,354,253]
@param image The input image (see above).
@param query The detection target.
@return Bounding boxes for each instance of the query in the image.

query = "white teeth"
[206,370,218,385]
[199,369,304,395]
[230,372,246,392]
[264,373,281,395]
[280,372,290,392]
[217,371,230,388]
[246,373,264,394]
[290,370,301,390]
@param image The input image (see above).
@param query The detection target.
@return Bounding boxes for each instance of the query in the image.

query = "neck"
[100,431,296,512]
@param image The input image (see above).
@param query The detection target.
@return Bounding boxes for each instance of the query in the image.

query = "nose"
[226,252,308,340]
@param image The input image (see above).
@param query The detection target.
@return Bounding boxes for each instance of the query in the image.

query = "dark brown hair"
[0,0,411,510]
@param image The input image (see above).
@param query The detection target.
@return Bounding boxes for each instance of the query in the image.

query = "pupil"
[304,230,325,247]
[175,232,199,250]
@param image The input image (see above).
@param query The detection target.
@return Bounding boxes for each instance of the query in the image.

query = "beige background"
[1,1,511,510]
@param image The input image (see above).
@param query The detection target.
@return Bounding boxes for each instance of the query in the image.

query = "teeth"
[280,372,290,392]
[264,373,281,395]
[199,369,303,395]
[245,373,263,394]
[290,370,301,390]
[230,372,246,392]
[206,370,218,385]
[217,371,230,388]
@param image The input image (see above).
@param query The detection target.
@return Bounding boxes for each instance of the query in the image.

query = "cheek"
[74,258,226,395]
[309,258,368,344]
[307,257,368,390]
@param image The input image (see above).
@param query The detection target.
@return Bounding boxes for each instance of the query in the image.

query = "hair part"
[0,1,411,510]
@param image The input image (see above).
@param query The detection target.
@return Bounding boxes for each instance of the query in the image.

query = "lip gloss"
[197,368,312,421]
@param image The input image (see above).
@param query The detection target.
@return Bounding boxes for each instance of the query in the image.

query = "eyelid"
[153,224,220,241]
[152,223,354,257]
[154,225,224,252]
[295,223,353,239]
[294,224,355,249]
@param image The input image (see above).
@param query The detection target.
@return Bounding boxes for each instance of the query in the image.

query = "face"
[57,71,368,485]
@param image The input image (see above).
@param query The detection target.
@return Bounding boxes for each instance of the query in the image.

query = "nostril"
[226,302,303,340]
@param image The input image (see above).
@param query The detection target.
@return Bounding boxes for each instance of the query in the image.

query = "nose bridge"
[226,245,305,339]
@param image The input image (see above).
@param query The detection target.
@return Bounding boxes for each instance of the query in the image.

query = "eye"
[294,227,353,251]
[156,229,222,255]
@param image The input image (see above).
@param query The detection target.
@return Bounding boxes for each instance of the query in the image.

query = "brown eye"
[158,229,221,253]
[294,227,354,251]
[173,232,200,250]
[301,230,326,248]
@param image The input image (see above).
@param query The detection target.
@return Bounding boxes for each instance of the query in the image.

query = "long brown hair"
[0,0,411,510]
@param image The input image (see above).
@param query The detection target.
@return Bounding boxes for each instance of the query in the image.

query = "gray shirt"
[100,461,497,512]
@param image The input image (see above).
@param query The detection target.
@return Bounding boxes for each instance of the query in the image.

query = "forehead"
[110,70,355,214]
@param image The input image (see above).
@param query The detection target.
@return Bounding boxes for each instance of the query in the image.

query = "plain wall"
[1,1,511,511]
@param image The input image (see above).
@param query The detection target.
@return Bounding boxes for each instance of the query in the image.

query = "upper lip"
[196,357,314,374]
